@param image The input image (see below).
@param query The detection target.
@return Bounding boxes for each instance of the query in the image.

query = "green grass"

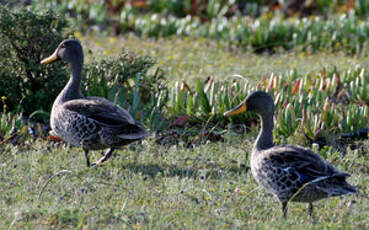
[1,135,368,229]
[1,35,369,229]
[84,34,369,84]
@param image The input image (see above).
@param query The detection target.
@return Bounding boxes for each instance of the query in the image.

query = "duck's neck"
[254,112,274,151]
[55,61,84,105]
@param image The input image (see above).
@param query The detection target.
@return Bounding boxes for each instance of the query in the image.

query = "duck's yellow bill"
[41,49,59,64]
[224,102,247,116]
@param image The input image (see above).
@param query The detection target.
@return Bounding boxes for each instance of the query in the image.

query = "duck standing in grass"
[224,91,357,218]
[41,39,150,167]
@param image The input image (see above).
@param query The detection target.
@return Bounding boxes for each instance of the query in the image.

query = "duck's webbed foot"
[91,148,115,166]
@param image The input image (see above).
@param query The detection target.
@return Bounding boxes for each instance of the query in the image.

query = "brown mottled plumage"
[225,91,357,218]
[41,39,150,167]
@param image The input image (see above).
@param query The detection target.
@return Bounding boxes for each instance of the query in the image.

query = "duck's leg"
[92,148,115,166]
[282,201,288,219]
[308,202,313,217]
[84,149,91,167]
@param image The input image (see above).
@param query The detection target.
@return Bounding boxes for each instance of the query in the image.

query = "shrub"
[0,7,69,117]
[0,7,168,128]
[83,50,168,129]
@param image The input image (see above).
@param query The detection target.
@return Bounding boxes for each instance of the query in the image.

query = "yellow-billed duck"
[41,39,150,167]
[224,91,357,218]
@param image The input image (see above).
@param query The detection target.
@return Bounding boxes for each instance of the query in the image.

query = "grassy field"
[1,135,368,228]
[85,34,369,83]
[1,35,369,229]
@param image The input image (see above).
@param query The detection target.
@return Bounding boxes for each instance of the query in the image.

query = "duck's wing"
[62,97,150,139]
[265,145,358,196]
[265,145,350,181]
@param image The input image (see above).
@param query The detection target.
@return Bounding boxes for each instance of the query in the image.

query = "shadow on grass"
[120,162,249,179]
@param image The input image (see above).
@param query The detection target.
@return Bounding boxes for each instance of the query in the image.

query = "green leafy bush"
[0,7,168,128]
[0,7,69,117]
[83,50,168,128]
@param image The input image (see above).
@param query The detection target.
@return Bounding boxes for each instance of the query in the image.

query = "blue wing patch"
[283,167,313,184]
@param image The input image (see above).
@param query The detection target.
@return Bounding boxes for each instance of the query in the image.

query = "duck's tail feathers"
[317,175,358,197]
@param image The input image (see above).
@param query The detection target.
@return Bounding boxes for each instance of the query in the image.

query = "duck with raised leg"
[41,39,150,167]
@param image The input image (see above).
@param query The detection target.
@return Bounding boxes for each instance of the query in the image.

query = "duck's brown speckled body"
[42,39,150,167]
[225,91,357,218]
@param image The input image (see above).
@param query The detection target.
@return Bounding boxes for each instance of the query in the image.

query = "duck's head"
[41,39,83,65]
[224,91,274,117]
